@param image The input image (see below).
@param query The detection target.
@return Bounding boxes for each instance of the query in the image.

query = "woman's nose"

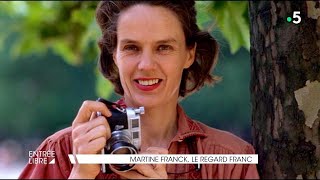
[137,50,156,71]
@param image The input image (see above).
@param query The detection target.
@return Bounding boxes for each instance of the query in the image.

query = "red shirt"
[19,104,259,179]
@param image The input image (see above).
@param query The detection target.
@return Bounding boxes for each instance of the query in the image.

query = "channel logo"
[28,150,55,164]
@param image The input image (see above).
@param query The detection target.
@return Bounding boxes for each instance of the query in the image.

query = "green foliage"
[196,1,250,54]
[1,1,250,62]
[95,70,114,99]
[0,1,250,100]
[0,1,99,65]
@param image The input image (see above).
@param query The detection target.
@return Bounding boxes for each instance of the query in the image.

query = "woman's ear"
[184,43,197,69]
[113,51,118,67]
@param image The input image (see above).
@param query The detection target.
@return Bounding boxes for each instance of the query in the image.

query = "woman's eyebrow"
[119,38,178,45]
[156,38,177,44]
[119,39,138,45]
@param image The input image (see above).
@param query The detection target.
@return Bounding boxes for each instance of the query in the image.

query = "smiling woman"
[18,1,259,179]
[113,4,196,109]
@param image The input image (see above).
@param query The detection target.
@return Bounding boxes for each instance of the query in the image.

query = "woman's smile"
[134,78,163,92]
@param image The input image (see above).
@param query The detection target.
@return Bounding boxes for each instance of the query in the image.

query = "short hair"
[96,0,220,97]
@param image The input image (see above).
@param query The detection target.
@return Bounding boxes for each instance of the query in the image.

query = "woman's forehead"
[117,4,185,43]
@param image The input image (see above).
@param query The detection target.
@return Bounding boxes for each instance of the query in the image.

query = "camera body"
[96,98,144,173]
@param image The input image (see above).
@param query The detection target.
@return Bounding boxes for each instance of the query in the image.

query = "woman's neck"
[123,98,178,151]
[141,102,178,149]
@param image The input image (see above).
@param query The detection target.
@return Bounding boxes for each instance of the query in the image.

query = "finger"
[72,116,110,139]
[146,147,169,154]
[90,112,97,121]
[133,164,161,178]
[116,170,149,179]
[85,116,110,134]
[153,163,167,178]
[144,147,168,178]
[111,167,150,179]
[86,124,111,142]
[73,100,112,126]
[78,136,107,154]
[144,146,168,168]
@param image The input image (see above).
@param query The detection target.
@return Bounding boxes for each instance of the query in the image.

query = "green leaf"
[208,1,249,54]
[71,8,95,27]
[95,70,114,99]
[11,31,46,57]
[196,1,214,30]
[51,40,79,65]
[79,21,101,60]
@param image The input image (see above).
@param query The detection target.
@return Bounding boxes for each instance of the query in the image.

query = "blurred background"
[0,1,250,178]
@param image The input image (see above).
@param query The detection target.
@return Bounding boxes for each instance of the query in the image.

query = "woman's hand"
[113,147,169,179]
[68,100,112,179]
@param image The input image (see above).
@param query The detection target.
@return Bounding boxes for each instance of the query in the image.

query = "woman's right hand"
[68,100,112,179]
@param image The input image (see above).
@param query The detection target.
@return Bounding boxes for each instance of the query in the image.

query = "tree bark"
[250,1,320,179]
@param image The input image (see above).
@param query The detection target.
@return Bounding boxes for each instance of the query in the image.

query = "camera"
[96,98,144,173]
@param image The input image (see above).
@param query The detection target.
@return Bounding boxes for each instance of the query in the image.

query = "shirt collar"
[115,98,207,142]
[172,104,207,142]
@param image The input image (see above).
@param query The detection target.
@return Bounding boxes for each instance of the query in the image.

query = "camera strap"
[186,136,201,171]
[97,97,124,111]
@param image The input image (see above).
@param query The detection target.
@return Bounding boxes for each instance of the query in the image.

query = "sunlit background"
[0,1,250,178]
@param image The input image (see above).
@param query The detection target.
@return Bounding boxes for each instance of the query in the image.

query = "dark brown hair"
[96,0,220,97]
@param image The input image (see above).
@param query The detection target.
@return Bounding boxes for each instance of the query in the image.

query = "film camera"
[96,98,144,173]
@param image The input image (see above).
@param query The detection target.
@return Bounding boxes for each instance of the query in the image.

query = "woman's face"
[113,4,195,108]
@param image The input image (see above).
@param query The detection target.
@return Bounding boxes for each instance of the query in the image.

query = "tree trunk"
[250,1,320,179]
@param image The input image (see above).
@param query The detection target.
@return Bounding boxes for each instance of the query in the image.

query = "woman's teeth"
[138,79,159,86]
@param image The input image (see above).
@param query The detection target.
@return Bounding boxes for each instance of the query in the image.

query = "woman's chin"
[129,96,162,108]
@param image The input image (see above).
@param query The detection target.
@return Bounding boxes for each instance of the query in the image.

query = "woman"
[19,1,259,179]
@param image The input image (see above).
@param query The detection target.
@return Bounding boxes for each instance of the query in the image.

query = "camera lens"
[109,143,138,171]
[106,131,138,172]
[112,147,133,154]
[110,163,135,172]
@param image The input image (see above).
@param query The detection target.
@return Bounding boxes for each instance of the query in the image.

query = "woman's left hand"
[112,147,168,179]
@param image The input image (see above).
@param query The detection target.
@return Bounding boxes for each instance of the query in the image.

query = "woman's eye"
[123,45,139,51]
[158,45,172,51]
